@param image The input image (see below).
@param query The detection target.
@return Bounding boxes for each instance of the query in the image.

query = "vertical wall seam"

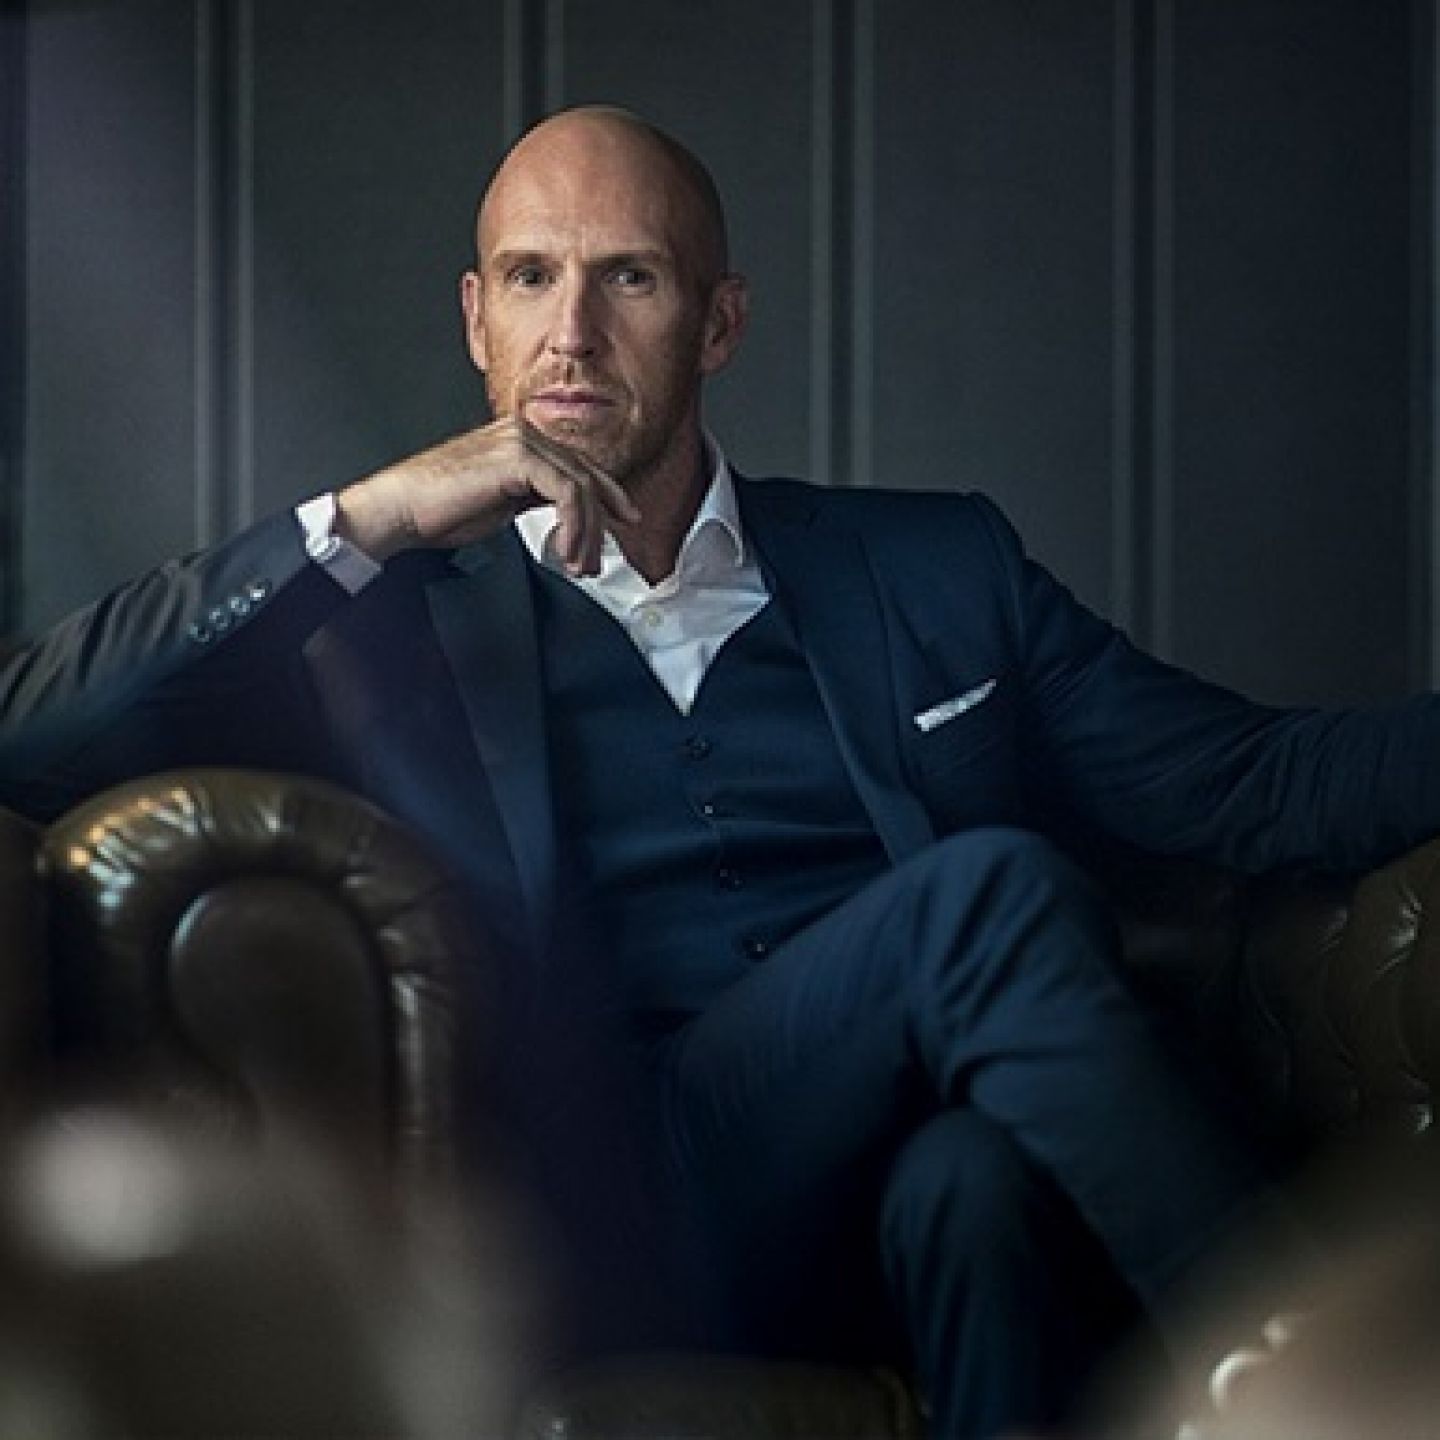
[1422,0,1440,687]
[1111,0,1140,636]
[0,0,26,632]
[193,0,219,548]
[503,0,549,139]
[809,0,835,486]
[808,0,865,488]
[544,0,565,113]
[848,0,874,490]
[1150,0,1177,657]
[195,0,252,545]
[830,0,854,487]
[502,0,526,138]
[232,0,254,529]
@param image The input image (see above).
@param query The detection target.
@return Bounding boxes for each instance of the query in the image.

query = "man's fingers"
[519,420,641,526]
[351,414,643,562]
[501,419,640,576]
[594,467,642,526]
[541,464,604,577]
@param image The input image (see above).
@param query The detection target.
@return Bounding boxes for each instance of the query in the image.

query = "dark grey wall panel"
[558,0,816,481]
[249,0,505,516]
[1167,0,1416,703]
[9,0,1437,710]
[23,1,201,628]
[1,0,26,632]
[872,0,1119,614]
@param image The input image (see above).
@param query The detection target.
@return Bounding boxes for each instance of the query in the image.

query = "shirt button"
[741,936,771,961]
[684,736,713,760]
[716,867,743,890]
[638,607,663,629]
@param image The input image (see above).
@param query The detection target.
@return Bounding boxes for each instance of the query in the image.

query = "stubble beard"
[490,362,702,507]
[522,394,696,500]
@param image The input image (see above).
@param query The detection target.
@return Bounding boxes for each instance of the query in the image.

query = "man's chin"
[531,420,628,476]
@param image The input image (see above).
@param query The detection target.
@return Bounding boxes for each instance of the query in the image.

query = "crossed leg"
[656,828,1275,1437]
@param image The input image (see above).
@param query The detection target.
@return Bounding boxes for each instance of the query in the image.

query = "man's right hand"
[333,416,639,575]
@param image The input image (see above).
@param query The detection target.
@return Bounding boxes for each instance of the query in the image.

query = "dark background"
[2,0,1435,706]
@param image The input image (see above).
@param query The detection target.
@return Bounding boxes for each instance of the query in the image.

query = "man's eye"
[507,265,550,289]
[611,267,656,293]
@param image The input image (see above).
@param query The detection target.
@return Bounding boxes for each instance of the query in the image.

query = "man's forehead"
[479,169,687,259]
[483,232,678,267]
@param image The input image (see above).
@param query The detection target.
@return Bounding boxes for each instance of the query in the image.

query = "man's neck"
[609,438,710,584]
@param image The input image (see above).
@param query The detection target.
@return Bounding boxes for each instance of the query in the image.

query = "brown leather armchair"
[5,767,1440,1437]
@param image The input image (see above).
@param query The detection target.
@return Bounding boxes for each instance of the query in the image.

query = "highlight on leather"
[37,768,493,1190]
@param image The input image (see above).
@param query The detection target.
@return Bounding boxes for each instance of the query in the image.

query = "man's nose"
[547,276,601,359]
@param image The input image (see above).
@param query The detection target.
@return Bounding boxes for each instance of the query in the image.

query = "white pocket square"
[913,679,998,733]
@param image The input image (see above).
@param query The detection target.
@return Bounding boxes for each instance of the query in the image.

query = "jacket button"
[246,579,272,603]
[741,936,770,961]
[683,736,713,760]
[697,799,721,820]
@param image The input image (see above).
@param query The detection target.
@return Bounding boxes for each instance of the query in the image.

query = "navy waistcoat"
[534,565,889,1019]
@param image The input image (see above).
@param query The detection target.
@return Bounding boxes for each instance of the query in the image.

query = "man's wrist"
[295,492,383,594]
[332,478,419,565]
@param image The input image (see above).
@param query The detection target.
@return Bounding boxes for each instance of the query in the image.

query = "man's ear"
[460,269,488,371]
[699,273,748,377]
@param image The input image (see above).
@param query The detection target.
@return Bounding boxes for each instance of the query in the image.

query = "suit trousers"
[653,827,1273,1439]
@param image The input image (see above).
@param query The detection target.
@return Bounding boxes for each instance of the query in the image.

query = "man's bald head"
[459,103,748,509]
[476,106,731,294]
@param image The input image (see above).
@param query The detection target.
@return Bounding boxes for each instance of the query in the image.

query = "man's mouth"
[525,388,618,425]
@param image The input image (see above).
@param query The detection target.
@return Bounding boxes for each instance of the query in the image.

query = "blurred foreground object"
[0,1105,532,1438]
[1167,1209,1440,1440]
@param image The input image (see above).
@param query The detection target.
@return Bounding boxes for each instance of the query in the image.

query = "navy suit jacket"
[4,476,1439,970]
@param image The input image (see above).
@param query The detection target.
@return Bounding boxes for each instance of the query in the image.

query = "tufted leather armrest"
[1237,836,1440,1145]
[37,768,493,1194]
[1099,837,1440,1157]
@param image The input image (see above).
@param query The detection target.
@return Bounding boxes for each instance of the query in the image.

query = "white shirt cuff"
[295,492,383,594]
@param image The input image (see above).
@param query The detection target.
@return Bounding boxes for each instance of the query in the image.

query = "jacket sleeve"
[968,496,1440,874]
[0,510,352,821]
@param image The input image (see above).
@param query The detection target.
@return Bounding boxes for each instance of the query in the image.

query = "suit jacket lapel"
[739,481,934,863]
[424,531,557,955]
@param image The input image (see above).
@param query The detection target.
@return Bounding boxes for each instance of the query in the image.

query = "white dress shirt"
[297,440,771,716]
[515,442,770,714]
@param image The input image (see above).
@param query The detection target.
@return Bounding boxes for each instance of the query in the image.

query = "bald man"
[6,108,1440,1438]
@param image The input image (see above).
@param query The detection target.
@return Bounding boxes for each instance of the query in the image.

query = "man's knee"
[905,827,1114,982]
[922,825,1092,902]
[894,828,1129,1098]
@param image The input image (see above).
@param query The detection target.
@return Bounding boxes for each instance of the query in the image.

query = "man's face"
[462,120,744,489]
